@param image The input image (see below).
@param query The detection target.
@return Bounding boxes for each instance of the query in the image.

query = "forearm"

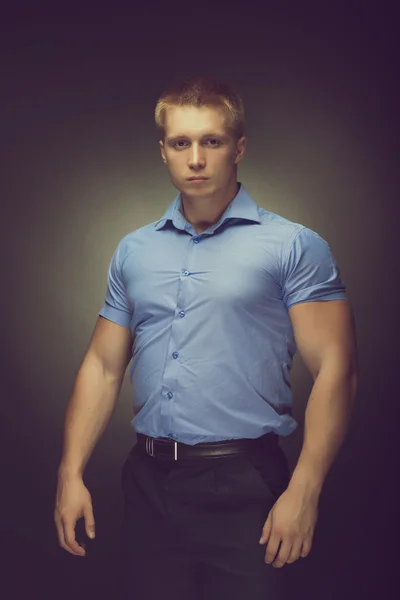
[58,356,124,479]
[287,368,358,500]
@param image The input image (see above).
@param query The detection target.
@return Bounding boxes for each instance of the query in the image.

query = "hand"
[259,487,319,568]
[54,474,96,557]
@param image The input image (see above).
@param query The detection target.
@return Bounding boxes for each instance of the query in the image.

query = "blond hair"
[154,75,245,142]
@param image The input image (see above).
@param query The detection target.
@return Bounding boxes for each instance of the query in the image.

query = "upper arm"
[85,316,133,382]
[288,299,358,380]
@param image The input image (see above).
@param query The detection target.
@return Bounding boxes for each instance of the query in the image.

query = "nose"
[188,143,205,169]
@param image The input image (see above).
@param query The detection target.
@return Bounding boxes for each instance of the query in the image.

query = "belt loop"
[174,441,178,461]
[146,437,155,457]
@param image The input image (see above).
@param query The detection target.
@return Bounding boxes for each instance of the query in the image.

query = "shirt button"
[179,310,185,318]
[167,392,173,399]
[193,239,199,244]
[184,270,190,276]
[172,352,179,359]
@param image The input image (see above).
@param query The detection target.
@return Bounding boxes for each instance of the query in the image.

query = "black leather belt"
[136,432,278,461]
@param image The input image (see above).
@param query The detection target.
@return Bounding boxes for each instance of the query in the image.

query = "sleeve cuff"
[286,290,347,310]
[99,304,132,329]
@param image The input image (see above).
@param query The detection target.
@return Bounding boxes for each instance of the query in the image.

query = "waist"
[136,432,279,462]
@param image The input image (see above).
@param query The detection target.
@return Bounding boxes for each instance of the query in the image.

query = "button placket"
[162,235,200,438]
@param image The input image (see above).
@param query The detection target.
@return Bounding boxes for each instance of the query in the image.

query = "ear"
[159,140,167,163]
[234,136,246,164]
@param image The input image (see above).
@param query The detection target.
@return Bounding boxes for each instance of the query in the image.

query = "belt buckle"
[146,437,178,460]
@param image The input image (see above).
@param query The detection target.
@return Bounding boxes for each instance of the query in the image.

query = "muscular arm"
[58,316,133,479]
[287,300,358,498]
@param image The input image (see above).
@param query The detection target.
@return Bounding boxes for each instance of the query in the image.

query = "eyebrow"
[166,133,229,144]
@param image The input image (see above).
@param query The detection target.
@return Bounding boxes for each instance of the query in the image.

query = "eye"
[172,139,221,149]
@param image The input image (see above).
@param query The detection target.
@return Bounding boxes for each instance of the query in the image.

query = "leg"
[118,539,198,599]
[164,441,291,600]
[198,562,285,600]
[118,445,198,600]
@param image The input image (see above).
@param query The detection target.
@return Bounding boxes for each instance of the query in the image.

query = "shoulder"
[112,221,160,260]
[257,206,331,250]
[255,206,309,252]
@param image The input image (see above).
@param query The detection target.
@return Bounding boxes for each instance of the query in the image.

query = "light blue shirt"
[99,182,347,444]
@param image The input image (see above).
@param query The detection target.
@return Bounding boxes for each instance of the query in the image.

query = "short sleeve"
[282,227,347,310]
[99,238,132,329]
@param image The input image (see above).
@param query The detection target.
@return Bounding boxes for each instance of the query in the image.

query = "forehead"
[164,105,228,138]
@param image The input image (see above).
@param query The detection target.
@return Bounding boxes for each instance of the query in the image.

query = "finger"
[300,537,312,557]
[286,540,304,564]
[271,539,293,567]
[55,517,67,549]
[62,518,86,556]
[55,512,84,556]
[259,512,272,544]
[83,503,96,539]
[264,534,281,564]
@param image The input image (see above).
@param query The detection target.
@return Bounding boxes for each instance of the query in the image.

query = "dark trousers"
[117,434,291,600]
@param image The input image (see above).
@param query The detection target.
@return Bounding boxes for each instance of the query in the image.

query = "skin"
[159,105,246,234]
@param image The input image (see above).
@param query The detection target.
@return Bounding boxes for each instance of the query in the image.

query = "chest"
[123,229,283,320]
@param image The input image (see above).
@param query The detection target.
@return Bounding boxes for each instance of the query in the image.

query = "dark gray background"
[1,4,398,599]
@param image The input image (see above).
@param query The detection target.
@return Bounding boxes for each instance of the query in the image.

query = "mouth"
[187,177,209,182]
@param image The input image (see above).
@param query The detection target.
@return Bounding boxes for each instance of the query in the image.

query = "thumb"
[83,503,96,539]
[259,510,273,544]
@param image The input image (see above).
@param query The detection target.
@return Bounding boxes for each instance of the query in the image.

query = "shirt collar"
[154,182,261,232]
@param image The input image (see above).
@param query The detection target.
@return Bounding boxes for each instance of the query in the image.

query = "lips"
[187,177,208,181]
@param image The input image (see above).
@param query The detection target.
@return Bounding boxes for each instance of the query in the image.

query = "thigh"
[165,445,291,599]
[189,473,276,593]
[198,561,286,600]
[118,541,198,600]
[118,446,198,600]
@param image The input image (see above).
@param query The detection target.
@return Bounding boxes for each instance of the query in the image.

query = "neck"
[180,178,240,234]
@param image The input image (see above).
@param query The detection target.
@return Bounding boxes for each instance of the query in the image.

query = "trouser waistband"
[136,432,278,461]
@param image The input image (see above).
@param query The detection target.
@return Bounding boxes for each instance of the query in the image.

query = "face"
[159,105,246,195]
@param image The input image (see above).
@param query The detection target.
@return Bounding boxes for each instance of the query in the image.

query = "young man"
[54,76,358,599]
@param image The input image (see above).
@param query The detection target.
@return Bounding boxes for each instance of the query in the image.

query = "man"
[54,75,358,599]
